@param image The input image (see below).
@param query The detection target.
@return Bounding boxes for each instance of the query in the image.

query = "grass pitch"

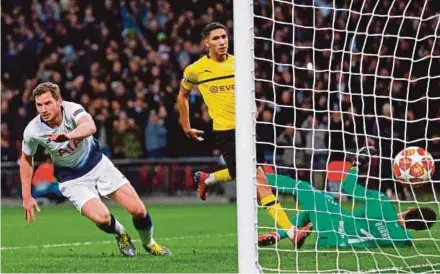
[2,203,440,273]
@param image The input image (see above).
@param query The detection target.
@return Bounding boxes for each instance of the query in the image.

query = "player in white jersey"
[20,82,171,257]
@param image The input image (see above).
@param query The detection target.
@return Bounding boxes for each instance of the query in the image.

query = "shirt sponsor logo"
[209,84,235,93]
[57,139,83,156]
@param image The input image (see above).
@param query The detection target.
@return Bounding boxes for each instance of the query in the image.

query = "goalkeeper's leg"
[266,173,338,213]
[259,211,312,247]
[265,174,343,246]
[256,167,312,247]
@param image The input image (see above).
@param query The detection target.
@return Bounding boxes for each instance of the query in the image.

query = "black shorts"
[214,129,265,179]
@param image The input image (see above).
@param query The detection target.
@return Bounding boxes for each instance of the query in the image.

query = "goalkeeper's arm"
[341,167,384,202]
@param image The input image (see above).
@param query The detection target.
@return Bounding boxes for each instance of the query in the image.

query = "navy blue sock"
[133,213,154,246]
[97,214,116,234]
[132,213,152,230]
[96,214,126,235]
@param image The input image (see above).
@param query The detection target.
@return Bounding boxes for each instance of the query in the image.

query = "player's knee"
[129,204,147,218]
[93,210,111,225]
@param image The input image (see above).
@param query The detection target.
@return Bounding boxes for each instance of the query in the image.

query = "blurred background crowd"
[2,0,233,162]
[2,0,439,198]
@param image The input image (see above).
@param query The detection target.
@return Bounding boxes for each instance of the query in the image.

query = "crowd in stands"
[2,0,235,161]
[2,0,439,196]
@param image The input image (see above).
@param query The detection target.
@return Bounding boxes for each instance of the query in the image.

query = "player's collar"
[206,53,229,60]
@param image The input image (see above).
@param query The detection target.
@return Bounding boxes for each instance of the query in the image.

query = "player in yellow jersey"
[177,22,311,247]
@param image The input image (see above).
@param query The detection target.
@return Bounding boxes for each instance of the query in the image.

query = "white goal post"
[234,0,259,273]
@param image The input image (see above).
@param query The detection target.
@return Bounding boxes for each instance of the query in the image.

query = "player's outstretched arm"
[177,84,204,141]
[49,115,96,142]
[20,152,41,225]
[343,147,384,201]
[342,167,387,203]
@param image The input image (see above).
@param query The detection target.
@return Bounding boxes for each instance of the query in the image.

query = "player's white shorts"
[58,155,129,212]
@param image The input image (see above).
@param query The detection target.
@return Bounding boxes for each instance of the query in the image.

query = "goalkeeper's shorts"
[214,129,265,179]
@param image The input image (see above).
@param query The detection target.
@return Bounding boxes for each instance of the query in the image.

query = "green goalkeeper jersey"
[267,168,413,248]
[338,168,412,248]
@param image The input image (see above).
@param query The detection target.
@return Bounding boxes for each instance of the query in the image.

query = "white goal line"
[0,233,236,251]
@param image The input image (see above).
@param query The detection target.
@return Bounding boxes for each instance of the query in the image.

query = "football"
[393,146,435,185]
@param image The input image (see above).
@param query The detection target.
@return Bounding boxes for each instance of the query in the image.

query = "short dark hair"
[33,82,62,100]
[202,22,227,39]
[404,207,437,231]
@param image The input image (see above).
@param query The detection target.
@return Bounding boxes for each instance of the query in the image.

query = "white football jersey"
[22,101,103,182]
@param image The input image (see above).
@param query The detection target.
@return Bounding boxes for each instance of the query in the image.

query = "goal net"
[235,0,440,272]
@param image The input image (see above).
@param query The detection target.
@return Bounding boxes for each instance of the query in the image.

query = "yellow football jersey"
[181,54,235,131]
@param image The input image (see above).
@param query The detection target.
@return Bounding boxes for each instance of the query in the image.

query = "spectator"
[373,103,406,198]
[277,123,305,169]
[329,112,345,161]
[145,110,167,158]
[256,109,275,163]
[275,90,294,129]
[124,118,144,158]
[112,116,143,159]
[301,116,328,168]
[1,122,17,162]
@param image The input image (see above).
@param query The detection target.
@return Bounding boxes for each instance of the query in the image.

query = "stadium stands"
[2,0,439,197]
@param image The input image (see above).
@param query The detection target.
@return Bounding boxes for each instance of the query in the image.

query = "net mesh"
[252,0,440,272]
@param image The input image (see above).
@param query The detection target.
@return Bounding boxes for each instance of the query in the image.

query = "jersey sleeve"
[65,102,90,125]
[22,128,38,156]
[181,64,198,90]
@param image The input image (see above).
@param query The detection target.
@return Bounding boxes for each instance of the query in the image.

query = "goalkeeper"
[259,147,437,248]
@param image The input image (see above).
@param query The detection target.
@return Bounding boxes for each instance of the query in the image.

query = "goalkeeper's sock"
[261,194,296,236]
[133,213,155,248]
[277,229,288,240]
[278,224,312,241]
[96,214,126,236]
[205,168,232,185]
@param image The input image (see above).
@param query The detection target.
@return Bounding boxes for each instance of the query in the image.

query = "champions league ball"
[393,146,435,185]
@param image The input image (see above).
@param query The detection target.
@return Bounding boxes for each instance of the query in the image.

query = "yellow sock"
[206,169,232,185]
[261,194,294,232]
